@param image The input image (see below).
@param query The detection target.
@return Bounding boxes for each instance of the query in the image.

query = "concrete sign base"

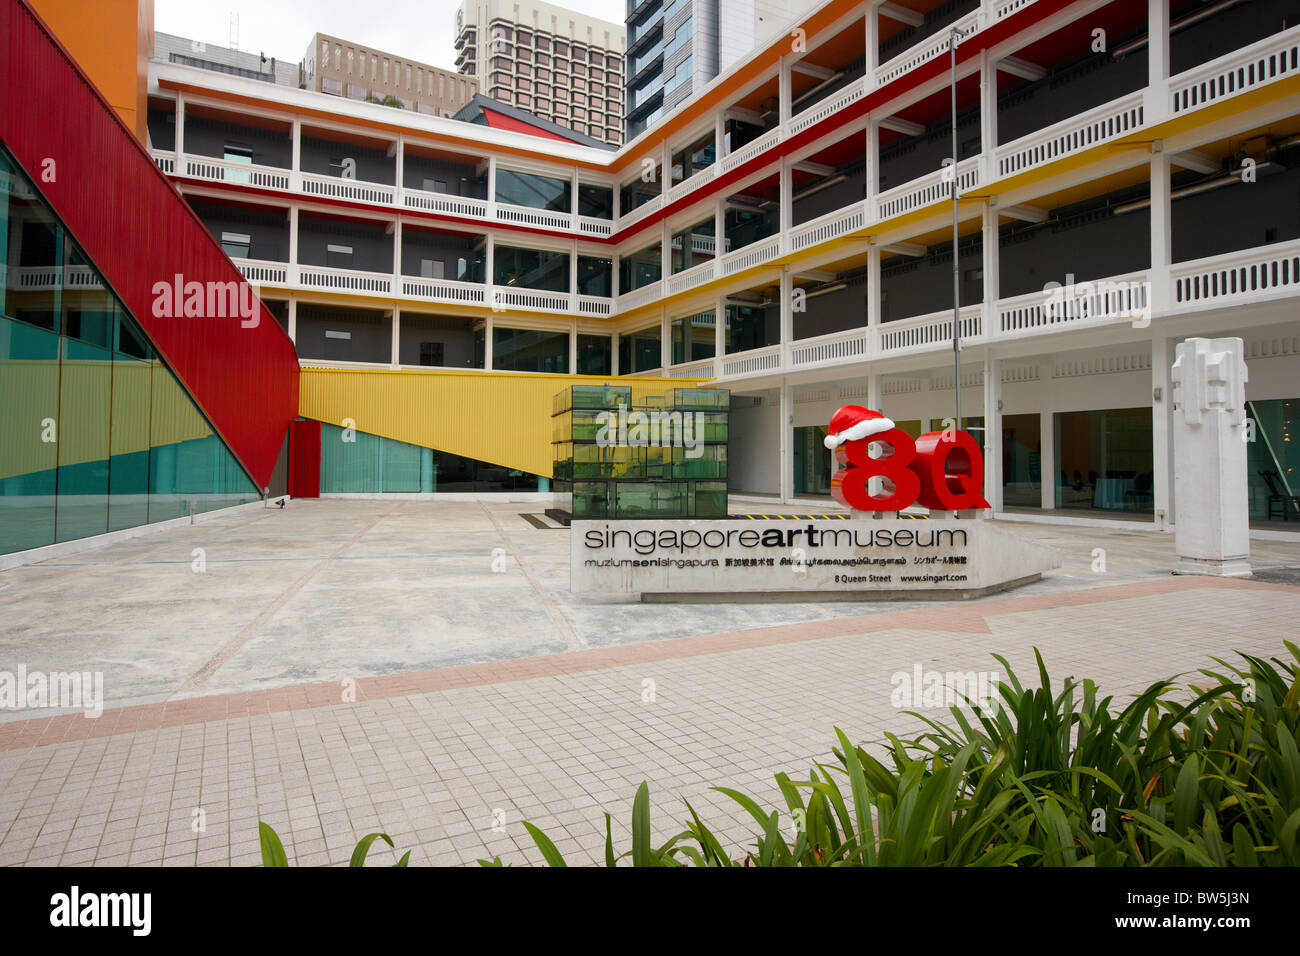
[572,519,1062,603]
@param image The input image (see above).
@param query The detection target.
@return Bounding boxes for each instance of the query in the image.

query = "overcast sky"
[155,0,626,71]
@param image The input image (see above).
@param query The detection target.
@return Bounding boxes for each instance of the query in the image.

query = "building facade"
[4,0,1300,561]
[301,32,478,118]
[455,0,627,146]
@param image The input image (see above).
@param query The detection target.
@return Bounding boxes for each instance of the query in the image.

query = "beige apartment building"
[455,0,625,146]
[301,32,478,118]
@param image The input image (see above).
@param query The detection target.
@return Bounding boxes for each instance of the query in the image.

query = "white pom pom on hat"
[823,416,896,450]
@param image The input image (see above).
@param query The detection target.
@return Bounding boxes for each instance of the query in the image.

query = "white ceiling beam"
[724,106,764,126]
[879,117,925,137]
[793,161,835,176]
[997,56,1047,82]
[795,269,837,281]
[791,60,836,81]
[1171,150,1221,174]
[881,242,926,257]
[877,2,925,27]
[998,204,1048,223]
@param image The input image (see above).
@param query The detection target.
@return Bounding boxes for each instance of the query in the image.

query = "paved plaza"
[0,500,1297,866]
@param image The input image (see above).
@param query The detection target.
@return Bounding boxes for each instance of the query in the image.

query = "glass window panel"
[493,326,569,373]
[492,245,570,293]
[1053,408,1153,514]
[576,334,611,375]
[495,168,571,213]
[0,316,60,553]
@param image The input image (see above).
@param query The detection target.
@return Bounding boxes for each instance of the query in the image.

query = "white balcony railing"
[790,203,866,253]
[997,270,1150,337]
[789,78,868,137]
[994,0,1036,19]
[720,127,782,176]
[400,276,487,305]
[8,264,104,290]
[491,287,571,313]
[875,9,982,87]
[995,91,1144,179]
[402,188,490,219]
[720,344,781,377]
[665,259,718,296]
[721,236,780,276]
[1170,238,1300,310]
[666,358,716,379]
[300,171,396,205]
[617,280,664,313]
[299,264,394,295]
[496,203,573,231]
[666,163,718,206]
[231,258,290,284]
[878,305,983,357]
[876,158,980,220]
[789,327,870,367]
[183,154,291,190]
[1171,26,1300,115]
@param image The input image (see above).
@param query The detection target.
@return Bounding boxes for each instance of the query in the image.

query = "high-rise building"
[301,33,478,118]
[625,0,820,140]
[455,0,627,147]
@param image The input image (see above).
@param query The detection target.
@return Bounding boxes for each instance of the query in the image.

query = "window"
[495,169,571,213]
[420,259,444,279]
[419,341,444,367]
[220,231,251,259]
[493,327,568,374]
[618,325,661,374]
[578,183,613,219]
[493,245,570,292]
[223,143,252,185]
[672,310,715,364]
[576,334,611,375]
[618,242,661,292]
[576,255,612,295]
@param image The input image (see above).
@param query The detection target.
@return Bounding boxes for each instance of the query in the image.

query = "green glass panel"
[0,316,60,552]
[109,348,152,531]
[55,337,111,542]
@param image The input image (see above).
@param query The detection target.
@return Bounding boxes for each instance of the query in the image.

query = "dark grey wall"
[398,314,479,367]
[878,0,980,64]
[1000,210,1150,298]
[879,109,981,194]
[794,165,865,225]
[296,305,390,363]
[1173,164,1300,263]
[147,109,175,151]
[1171,0,1300,74]
[997,49,1146,146]
[183,116,291,168]
[881,241,982,321]
[794,281,868,339]
[298,217,393,273]
[190,200,289,262]
[300,136,395,185]
[403,154,486,197]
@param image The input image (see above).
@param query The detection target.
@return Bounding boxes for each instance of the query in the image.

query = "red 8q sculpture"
[825,405,991,513]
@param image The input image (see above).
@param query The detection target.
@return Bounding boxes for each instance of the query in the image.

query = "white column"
[486,156,498,219]
[865,120,879,214]
[661,307,671,370]
[1145,0,1171,125]
[391,307,400,367]
[483,314,494,371]
[286,297,297,343]
[611,331,621,376]
[288,207,300,283]
[569,243,579,312]
[569,322,578,374]
[979,49,996,184]
[1149,147,1172,319]
[866,242,882,345]
[779,266,793,368]
[714,293,726,374]
[394,134,405,200]
[174,93,185,163]
[1039,360,1055,511]
[983,351,1002,514]
[1151,336,1175,529]
[865,3,879,79]
[779,378,794,502]
[714,195,725,272]
[981,201,999,341]
[779,56,792,128]
[485,235,495,314]
[779,155,793,253]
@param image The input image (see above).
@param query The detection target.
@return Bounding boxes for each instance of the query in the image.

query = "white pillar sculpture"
[1170,337,1251,577]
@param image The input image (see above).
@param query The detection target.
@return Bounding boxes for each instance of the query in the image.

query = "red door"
[289,420,321,499]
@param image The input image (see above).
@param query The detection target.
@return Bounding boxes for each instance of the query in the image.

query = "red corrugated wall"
[288,420,321,499]
[0,0,299,490]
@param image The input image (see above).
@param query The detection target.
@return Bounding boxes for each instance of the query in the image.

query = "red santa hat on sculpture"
[824,405,896,450]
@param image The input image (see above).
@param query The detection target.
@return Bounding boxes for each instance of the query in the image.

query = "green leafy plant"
[258,821,411,867]
[498,644,1299,867]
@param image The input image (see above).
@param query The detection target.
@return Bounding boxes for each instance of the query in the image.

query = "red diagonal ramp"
[0,0,298,490]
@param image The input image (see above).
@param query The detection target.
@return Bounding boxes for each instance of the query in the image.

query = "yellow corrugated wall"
[298,367,712,478]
